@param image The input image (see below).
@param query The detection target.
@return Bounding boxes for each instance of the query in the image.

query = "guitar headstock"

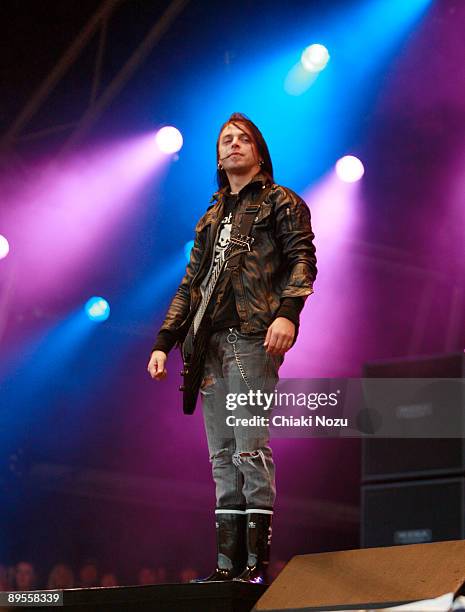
[227,233,254,253]
[217,233,254,268]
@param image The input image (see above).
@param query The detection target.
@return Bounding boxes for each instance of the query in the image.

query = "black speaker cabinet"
[361,476,465,548]
[362,353,465,482]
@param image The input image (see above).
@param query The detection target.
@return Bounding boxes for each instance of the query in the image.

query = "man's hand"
[147,350,168,380]
[264,317,295,355]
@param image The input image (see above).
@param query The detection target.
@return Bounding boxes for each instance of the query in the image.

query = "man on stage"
[148,113,317,584]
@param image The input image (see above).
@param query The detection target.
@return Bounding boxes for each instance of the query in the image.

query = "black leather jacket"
[156,172,317,345]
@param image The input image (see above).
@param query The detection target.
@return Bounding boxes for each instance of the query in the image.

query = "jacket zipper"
[285,205,293,232]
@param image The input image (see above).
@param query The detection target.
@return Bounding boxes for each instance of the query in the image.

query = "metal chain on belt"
[226,328,252,391]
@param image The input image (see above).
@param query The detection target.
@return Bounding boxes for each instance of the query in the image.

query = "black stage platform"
[10,582,267,612]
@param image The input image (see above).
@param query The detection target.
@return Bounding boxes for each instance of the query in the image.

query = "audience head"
[47,563,75,590]
[14,561,36,591]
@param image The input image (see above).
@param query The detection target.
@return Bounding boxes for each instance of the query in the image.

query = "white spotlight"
[155,126,183,154]
[0,235,10,260]
[335,155,365,183]
[301,44,330,73]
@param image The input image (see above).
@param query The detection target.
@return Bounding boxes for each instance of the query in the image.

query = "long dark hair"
[215,113,274,190]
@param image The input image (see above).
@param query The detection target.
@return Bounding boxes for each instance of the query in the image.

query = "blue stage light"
[85,297,110,322]
[184,240,194,261]
[301,44,330,73]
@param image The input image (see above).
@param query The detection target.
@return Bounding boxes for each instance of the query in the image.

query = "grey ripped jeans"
[200,328,283,511]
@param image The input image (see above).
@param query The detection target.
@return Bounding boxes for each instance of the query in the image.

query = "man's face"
[218,122,261,176]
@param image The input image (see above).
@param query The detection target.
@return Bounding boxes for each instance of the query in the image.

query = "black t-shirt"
[204,193,241,332]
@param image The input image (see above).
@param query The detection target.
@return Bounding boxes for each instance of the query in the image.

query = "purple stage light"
[155,126,183,154]
[281,172,363,378]
[335,155,365,183]
[0,235,9,259]
[0,133,169,306]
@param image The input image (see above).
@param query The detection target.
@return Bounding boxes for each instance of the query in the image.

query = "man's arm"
[274,187,317,300]
[148,220,207,378]
[264,188,317,355]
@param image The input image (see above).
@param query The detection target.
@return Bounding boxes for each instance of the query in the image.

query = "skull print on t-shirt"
[199,197,236,301]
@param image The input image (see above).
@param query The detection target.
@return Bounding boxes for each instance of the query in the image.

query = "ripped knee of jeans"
[210,447,230,464]
[232,449,269,476]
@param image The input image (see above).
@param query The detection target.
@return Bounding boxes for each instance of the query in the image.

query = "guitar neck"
[191,232,254,337]
[193,255,226,335]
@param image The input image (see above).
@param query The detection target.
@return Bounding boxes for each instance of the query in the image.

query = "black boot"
[234,510,272,584]
[192,511,247,582]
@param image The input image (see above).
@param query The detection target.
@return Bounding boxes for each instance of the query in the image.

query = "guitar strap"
[226,184,273,271]
[190,184,273,336]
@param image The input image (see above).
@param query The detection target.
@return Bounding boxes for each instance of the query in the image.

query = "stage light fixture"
[301,44,330,73]
[155,126,183,154]
[335,155,365,183]
[85,297,110,322]
[0,235,9,259]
